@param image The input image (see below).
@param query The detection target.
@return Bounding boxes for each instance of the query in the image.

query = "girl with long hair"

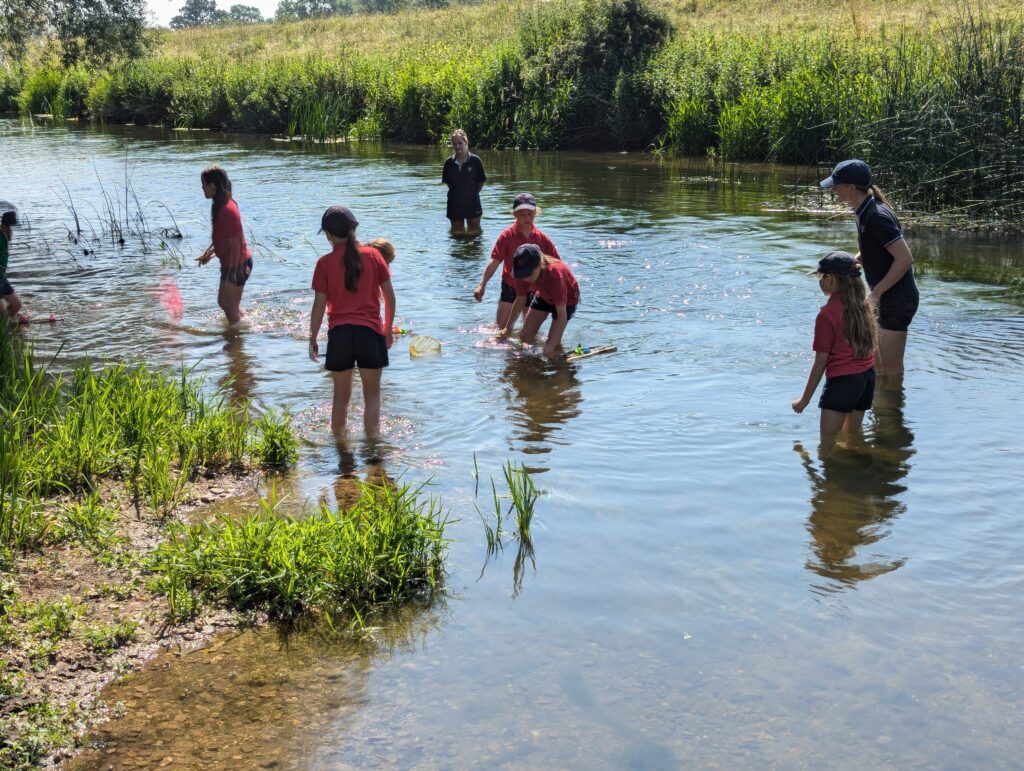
[0,209,23,320]
[308,206,396,439]
[196,166,252,325]
[792,251,878,455]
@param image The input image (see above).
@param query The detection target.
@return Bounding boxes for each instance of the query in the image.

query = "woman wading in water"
[196,166,252,325]
[442,129,486,235]
[820,160,918,383]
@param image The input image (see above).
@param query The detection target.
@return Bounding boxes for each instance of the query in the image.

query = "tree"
[0,0,48,62]
[226,4,263,24]
[170,0,225,28]
[274,0,347,21]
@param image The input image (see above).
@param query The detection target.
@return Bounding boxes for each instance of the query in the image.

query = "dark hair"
[201,166,232,226]
[323,220,362,292]
[1,211,16,228]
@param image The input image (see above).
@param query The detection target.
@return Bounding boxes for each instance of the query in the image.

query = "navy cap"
[320,205,358,235]
[512,243,542,278]
[820,159,871,189]
[512,193,537,212]
[811,250,861,277]
[0,201,17,227]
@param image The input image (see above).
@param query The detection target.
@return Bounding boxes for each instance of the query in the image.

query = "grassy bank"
[0,325,449,767]
[4,0,1024,228]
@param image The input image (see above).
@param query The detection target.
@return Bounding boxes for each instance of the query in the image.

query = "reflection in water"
[797,384,915,594]
[70,603,445,770]
[332,438,395,509]
[500,354,583,467]
[219,328,256,406]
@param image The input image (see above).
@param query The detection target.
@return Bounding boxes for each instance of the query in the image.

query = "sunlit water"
[3,119,1023,768]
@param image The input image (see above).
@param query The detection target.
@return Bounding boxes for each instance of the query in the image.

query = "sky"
[147,0,281,26]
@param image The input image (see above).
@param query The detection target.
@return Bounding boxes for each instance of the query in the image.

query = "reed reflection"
[500,354,583,468]
[797,383,915,594]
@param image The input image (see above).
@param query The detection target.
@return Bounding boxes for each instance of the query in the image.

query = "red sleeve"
[311,258,327,294]
[490,231,506,262]
[812,308,834,353]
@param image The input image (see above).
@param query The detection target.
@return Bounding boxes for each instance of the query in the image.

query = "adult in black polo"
[821,159,919,383]
[442,128,486,235]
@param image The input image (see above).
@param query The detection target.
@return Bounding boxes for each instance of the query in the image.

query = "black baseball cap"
[512,243,542,278]
[320,205,358,235]
[819,159,871,189]
[811,250,861,277]
[512,193,537,212]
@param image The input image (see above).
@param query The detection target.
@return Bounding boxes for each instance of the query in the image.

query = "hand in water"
[473,284,485,302]
[308,340,319,362]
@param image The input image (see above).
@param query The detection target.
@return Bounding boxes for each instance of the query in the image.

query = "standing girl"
[309,206,396,439]
[792,251,878,455]
[820,159,918,381]
[498,243,580,357]
[196,166,252,325]
[473,193,560,329]
[442,129,486,235]
[0,209,23,321]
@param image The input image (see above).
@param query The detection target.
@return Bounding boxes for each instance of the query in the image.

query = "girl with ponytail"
[820,159,918,382]
[309,206,396,439]
[792,251,878,455]
[196,166,252,325]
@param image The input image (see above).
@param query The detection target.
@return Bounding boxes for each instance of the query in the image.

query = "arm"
[309,292,327,361]
[197,243,215,265]
[380,279,396,349]
[497,294,527,339]
[474,257,502,302]
[869,239,914,303]
[792,352,829,413]
[543,306,569,356]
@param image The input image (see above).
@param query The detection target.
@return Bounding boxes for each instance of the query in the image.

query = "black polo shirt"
[442,153,486,219]
[855,195,918,302]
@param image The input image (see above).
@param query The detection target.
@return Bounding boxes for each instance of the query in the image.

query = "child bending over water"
[792,251,878,455]
[0,209,23,321]
[498,244,580,357]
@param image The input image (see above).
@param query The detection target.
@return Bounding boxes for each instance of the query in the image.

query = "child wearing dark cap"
[820,159,918,382]
[0,209,23,320]
[792,251,878,455]
[497,243,580,357]
[474,193,560,329]
[309,206,396,439]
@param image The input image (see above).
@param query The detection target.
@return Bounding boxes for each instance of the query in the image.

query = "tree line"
[173,0,455,27]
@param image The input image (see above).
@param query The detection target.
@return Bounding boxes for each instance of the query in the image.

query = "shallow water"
[3,119,1023,768]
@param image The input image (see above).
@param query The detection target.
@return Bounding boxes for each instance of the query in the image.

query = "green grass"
[148,480,450,623]
[81,617,139,656]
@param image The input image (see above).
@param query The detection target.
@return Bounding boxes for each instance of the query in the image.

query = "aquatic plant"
[148,480,450,623]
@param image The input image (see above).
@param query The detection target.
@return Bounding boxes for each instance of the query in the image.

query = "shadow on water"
[219,328,257,407]
[69,602,447,770]
[796,383,916,595]
[500,354,583,469]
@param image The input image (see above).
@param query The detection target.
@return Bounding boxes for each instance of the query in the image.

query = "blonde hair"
[368,237,395,264]
[834,271,878,359]
[450,128,468,145]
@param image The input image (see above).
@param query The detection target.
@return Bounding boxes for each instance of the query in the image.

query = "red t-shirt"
[211,199,250,266]
[813,293,874,378]
[311,244,391,335]
[490,224,560,292]
[528,259,580,307]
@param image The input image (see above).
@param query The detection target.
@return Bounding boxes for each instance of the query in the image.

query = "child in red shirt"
[792,251,878,455]
[473,193,559,329]
[309,206,396,439]
[498,244,580,357]
[196,166,252,326]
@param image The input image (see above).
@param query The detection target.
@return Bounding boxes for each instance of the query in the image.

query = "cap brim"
[513,204,537,211]
[819,177,835,189]
[807,268,822,275]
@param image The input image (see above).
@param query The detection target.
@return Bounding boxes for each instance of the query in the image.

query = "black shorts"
[877,292,918,332]
[220,258,253,287]
[326,324,389,372]
[529,297,577,321]
[1,278,13,296]
[500,279,533,306]
[447,194,482,221]
[819,368,875,413]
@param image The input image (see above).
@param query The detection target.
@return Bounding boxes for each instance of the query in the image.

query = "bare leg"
[218,280,245,326]
[496,300,515,329]
[467,216,482,235]
[843,410,866,438]
[876,329,908,383]
[331,370,354,438]
[359,367,383,439]
[818,409,847,457]
[1,292,21,319]
[520,307,548,345]
[449,218,467,235]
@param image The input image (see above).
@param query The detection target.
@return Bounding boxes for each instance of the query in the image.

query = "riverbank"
[3,0,1023,230]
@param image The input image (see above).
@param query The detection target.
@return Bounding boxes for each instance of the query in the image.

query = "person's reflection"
[796,382,915,592]
[220,328,256,406]
[333,438,394,510]
[500,353,583,466]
